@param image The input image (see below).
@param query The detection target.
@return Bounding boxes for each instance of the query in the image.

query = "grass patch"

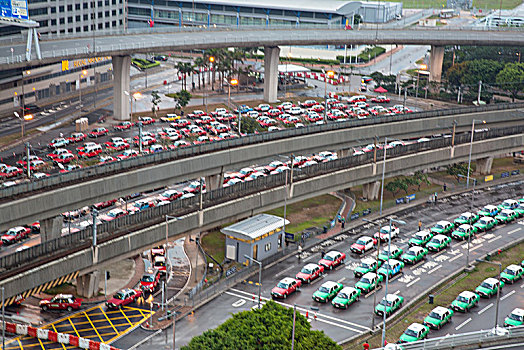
[265,194,342,234]
[0,129,39,149]
[345,241,524,349]
[201,230,226,264]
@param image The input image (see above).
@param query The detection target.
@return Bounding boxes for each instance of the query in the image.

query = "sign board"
[511,170,520,176]
[0,0,28,22]
[350,213,360,220]
[501,172,510,178]
[225,266,237,278]
[285,232,294,241]
[362,208,371,216]
[484,175,494,182]
[396,197,405,204]
[407,194,416,201]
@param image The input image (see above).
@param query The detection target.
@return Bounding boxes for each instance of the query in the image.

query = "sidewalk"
[316,191,355,240]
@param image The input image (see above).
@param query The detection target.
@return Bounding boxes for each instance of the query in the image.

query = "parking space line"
[508,228,521,235]
[82,311,104,342]
[406,277,420,288]
[99,307,120,335]
[469,244,483,252]
[501,290,516,301]
[487,236,501,243]
[478,303,493,315]
[50,324,66,350]
[448,253,463,262]
[455,317,472,330]
[427,265,442,274]
[275,265,296,277]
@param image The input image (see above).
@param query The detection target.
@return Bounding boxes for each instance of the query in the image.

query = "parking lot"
[5,303,153,350]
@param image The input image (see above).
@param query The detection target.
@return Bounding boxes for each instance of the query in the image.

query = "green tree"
[238,114,263,134]
[151,90,161,117]
[413,171,430,191]
[182,301,341,350]
[446,163,470,182]
[172,90,191,112]
[461,59,504,87]
[496,62,524,102]
[385,181,399,197]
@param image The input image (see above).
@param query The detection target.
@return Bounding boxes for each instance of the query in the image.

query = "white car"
[289,106,303,115]
[374,225,400,242]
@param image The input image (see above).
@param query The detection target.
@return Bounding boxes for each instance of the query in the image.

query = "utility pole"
[477,80,482,105]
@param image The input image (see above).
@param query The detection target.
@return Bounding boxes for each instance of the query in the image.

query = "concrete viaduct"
[2,27,523,119]
[1,104,524,233]
[1,131,522,300]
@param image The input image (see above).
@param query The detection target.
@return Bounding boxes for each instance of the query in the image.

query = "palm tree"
[194,57,205,90]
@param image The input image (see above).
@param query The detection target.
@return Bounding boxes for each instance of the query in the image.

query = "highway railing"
[382,325,524,350]
[0,125,522,273]
[1,102,523,200]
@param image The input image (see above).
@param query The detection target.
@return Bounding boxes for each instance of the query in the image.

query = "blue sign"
[362,208,371,216]
[407,194,416,201]
[501,172,510,178]
[396,197,405,204]
[285,232,294,240]
[0,0,28,21]
[511,170,520,176]
[350,213,360,220]
[225,266,237,277]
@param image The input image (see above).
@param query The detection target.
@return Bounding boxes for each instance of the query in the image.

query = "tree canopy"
[496,62,524,102]
[181,301,341,350]
[172,89,191,111]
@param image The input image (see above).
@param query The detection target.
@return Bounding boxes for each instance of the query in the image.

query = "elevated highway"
[1,103,524,231]
[0,128,522,301]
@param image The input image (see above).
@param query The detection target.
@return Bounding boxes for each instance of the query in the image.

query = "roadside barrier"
[1,321,120,350]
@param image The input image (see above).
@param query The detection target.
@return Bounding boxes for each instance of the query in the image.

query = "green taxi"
[504,308,524,327]
[423,306,454,330]
[312,281,343,303]
[374,294,404,317]
[451,291,479,312]
[426,234,452,252]
[473,216,498,232]
[451,224,477,241]
[401,246,428,265]
[353,258,382,278]
[498,199,519,211]
[454,212,479,226]
[355,272,383,293]
[430,220,454,235]
[515,203,524,217]
[408,230,433,247]
[331,287,361,309]
[399,323,429,343]
[477,205,499,217]
[378,245,403,262]
[475,277,504,298]
[377,259,404,278]
[495,209,518,223]
[500,264,524,284]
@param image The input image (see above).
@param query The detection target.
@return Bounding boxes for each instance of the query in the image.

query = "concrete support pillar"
[112,55,131,121]
[49,83,56,97]
[263,46,280,103]
[205,173,224,191]
[60,81,67,94]
[362,181,381,200]
[476,157,493,175]
[76,271,100,298]
[337,149,351,158]
[40,216,62,242]
[429,45,445,83]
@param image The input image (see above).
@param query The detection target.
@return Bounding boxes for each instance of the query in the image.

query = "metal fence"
[0,125,522,272]
[2,102,523,200]
[383,325,524,350]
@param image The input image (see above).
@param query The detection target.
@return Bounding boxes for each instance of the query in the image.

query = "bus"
[440,9,456,19]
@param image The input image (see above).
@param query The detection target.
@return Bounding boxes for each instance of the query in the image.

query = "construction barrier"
[1,321,120,350]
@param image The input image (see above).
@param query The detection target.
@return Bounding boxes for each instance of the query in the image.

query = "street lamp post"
[379,137,387,216]
[466,119,486,189]
[362,218,381,331]
[244,255,262,310]
[209,56,215,91]
[291,303,319,350]
[228,79,238,130]
[323,70,335,123]
[476,258,502,328]
[78,69,88,112]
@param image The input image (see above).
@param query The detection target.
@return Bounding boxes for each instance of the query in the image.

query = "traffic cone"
[314,312,317,321]
[306,311,309,319]
[252,296,256,303]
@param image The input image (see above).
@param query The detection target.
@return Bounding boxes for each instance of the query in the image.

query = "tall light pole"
[78,69,88,112]
[379,137,387,216]
[228,79,238,130]
[291,303,319,350]
[209,56,215,91]
[124,91,142,123]
[244,255,262,310]
[14,112,33,139]
[466,119,486,189]
[165,215,178,349]
[323,70,334,123]
[476,258,502,328]
[363,217,381,331]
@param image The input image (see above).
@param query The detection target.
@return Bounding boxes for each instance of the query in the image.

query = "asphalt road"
[112,181,523,349]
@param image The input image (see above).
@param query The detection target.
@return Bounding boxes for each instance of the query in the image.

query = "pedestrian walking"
[337,214,342,223]
[418,220,422,231]
[341,217,346,229]
[434,191,438,203]
[321,249,326,259]
[298,245,302,261]
[363,342,370,350]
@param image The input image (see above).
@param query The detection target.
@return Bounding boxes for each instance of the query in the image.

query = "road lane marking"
[455,317,472,330]
[276,265,296,277]
[410,260,425,269]
[433,250,447,258]
[501,290,516,301]
[83,311,104,342]
[68,317,81,338]
[427,265,442,274]
[394,290,400,295]
[100,307,119,335]
[337,277,346,283]
[449,253,464,262]
[487,236,501,243]
[304,254,317,262]
[521,283,524,289]
[232,299,246,307]
[469,244,483,252]
[478,303,493,315]
[508,228,521,235]
[406,277,421,288]
[228,288,370,331]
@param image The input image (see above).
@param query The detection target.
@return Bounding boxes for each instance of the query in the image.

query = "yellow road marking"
[104,309,155,344]
[82,311,103,342]
[119,308,134,326]
[67,317,81,339]
[17,338,24,350]
[50,324,66,350]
